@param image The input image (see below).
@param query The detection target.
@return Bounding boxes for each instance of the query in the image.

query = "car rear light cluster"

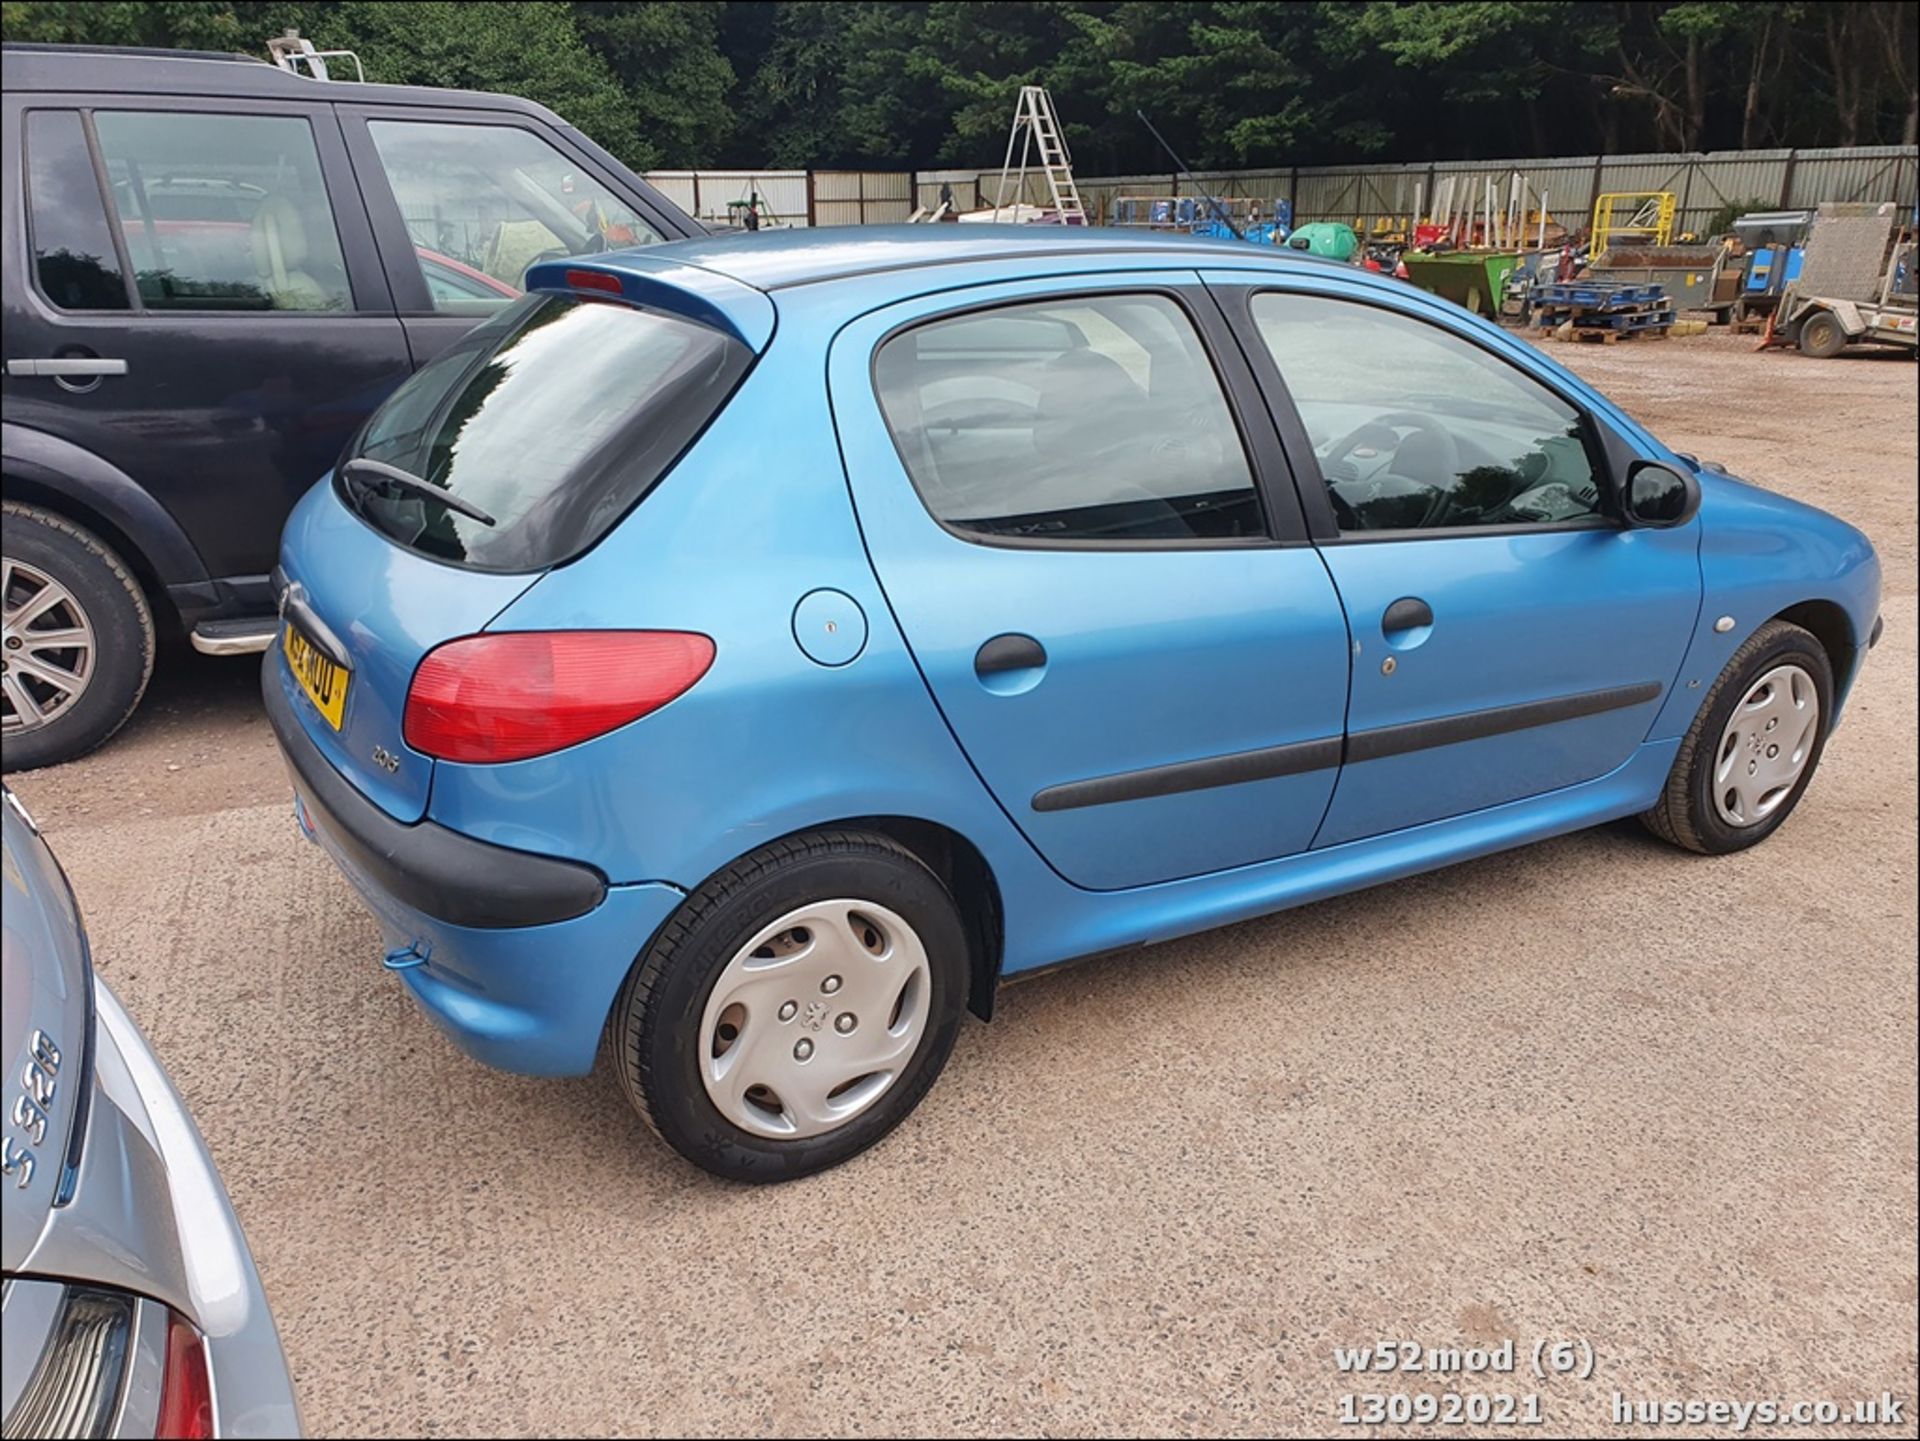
[403,631,715,764]
[2,1284,212,1440]
[4,1286,135,1439]
[157,1311,215,1440]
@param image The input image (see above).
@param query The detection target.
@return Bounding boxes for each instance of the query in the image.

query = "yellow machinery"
[1591,191,1675,254]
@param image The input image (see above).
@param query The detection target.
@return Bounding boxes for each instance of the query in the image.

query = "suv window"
[366,121,664,316]
[338,293,751,572]
[872,294,1263,544]
[1250,293,1604,533]
[91,110,351,313]
[24,110,131,311]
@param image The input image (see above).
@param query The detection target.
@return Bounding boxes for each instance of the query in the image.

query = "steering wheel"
[1320,411,1462,529]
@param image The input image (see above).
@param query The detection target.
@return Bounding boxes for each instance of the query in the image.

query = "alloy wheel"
[1,558,96,736]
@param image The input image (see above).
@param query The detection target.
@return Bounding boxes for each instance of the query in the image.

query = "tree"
[729,0,859,167]
[308,2,649,166]
[2,0,1915,168]
[572,2,737,167]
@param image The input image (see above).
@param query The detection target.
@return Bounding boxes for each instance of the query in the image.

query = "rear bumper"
[92,983,302,1438]
[263,651,606,929]
[7,981,302,1438]
[263,650,685,1076]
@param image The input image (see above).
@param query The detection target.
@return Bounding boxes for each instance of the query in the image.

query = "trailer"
[1773,202,1917,358]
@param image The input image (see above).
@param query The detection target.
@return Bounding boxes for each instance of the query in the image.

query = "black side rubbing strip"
[1346,681,1663,764]
[1032,736,1344,813]
[1030,682,1664,813]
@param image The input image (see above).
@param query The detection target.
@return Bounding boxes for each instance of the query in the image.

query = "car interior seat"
[250,196,343,310]
[1031,348,1149,464]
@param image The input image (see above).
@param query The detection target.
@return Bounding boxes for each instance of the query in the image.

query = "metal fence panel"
[1587,152,1694,206]
[812,170,864,203]
[1788,146,1919,211]
[758,146,1915,231]
[643,170,809,227]
[812,200,863,226]
[645,171,697,216]
[916,169,985,212]
[1687,150,1792,223]
[811,171,914,225]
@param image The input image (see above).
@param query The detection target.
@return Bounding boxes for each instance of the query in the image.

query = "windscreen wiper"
[342,458,496,527]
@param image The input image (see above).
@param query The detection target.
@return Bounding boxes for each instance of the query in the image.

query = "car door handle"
[5,358,129,377]
[975,633,1047,675]
[1382,597,1434,633]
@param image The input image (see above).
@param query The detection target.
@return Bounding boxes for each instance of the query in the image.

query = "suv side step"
[191,618,278,655]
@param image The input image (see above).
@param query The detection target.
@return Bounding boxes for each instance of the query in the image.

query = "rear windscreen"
[337,293,752,571]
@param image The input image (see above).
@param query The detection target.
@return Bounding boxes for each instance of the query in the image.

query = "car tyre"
[2,503,154,773]
[613,830,970,1182]
[1796,310,1847,359]
[1641,619,1833,855]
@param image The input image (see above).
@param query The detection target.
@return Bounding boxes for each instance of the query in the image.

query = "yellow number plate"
[284,623,349,731]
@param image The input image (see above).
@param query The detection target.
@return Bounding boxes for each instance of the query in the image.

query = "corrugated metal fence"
[665,146,1915,233]
[643,169,912,228]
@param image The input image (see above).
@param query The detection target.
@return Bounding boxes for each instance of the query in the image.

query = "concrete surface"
[12,332,1917,1438]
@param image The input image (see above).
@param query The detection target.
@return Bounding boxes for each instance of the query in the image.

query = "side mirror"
[1622,460,1701,528]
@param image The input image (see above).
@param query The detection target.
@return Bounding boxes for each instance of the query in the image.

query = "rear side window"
[872,294,1263,544]
[92,111,351,312]
[338,293,751,572]
[24,110,131,310]
[366,120,664,316]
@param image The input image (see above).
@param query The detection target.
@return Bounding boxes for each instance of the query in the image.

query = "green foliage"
[3,0,1913,171]
[306,2,648,166]
[572,1,736,167]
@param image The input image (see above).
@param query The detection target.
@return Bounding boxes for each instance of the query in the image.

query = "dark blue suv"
[1,42,700,770]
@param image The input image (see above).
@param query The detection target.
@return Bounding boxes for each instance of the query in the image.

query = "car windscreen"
[336,292,752,572]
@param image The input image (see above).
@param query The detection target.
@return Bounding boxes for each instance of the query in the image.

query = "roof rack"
[265,29,364,83]
[0,41,263,64]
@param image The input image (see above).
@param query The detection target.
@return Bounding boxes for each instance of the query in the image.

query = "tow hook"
[382,941,431,971]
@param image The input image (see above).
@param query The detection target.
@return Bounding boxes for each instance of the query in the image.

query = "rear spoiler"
[523,256,775,351]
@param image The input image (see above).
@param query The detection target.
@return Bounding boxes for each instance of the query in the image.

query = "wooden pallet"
[1536,301,1674,328]
[1554,321,1671,344]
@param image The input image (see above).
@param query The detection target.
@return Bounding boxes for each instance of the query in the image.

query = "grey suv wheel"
[1,503,154,772]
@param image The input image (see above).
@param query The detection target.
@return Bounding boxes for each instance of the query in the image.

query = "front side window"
[873,294,1264,544]
[1250,293,1605,533]
[24,110,131,310]
[92,111,351,312]
[367,121,663,316]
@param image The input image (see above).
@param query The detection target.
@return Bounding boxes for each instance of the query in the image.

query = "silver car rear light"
[2,1285,140,1440]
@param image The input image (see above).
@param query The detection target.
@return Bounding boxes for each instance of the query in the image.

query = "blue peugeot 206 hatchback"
[265,227,1882,1181]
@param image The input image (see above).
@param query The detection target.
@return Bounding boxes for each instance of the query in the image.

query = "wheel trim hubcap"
[1,558,96,735]
[1712,663,1819,828]
[699,899,932,1141]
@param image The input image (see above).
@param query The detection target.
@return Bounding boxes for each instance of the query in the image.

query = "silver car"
[2,788,299,1438]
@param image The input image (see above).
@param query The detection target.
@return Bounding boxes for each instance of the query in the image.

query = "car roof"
[589,223,1355,295]
[0,42,569,126]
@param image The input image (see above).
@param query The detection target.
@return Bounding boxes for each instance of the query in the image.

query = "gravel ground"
[11,330,1916,1438]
